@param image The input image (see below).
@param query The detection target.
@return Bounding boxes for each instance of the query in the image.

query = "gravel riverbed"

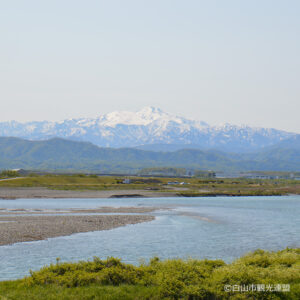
[0,214,154,246]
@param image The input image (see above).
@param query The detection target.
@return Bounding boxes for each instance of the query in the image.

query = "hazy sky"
[1,0,299,133]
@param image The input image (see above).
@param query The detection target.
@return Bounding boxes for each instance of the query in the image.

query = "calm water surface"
[0,196,299,281]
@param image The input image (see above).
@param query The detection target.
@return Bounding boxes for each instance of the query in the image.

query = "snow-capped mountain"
[0,107,296,152]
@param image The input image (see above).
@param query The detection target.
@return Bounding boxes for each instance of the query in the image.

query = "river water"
[0,196,299,281]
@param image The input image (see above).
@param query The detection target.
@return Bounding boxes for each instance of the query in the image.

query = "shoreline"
[0,187,295,199]
[0,213,155,246]
[0,206,160,215]
[0,187,178,199]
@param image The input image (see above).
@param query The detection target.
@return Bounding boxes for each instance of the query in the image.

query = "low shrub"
[23,248,300,299]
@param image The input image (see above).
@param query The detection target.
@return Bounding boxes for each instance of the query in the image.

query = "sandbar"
[0,214,154,246]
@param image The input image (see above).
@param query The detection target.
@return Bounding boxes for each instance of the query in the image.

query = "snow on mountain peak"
[97,106,186,127]
[99,110,143,127]
[0,107,295,152]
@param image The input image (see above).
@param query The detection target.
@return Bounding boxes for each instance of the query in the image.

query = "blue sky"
[1,0,299,132]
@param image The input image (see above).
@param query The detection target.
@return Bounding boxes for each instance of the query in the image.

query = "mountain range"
[0,107,298,153]
[0,136,299,173]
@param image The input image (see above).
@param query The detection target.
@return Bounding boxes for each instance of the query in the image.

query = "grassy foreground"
[0,248,299,299]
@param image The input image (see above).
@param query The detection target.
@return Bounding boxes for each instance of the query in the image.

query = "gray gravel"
[0,214,154,246]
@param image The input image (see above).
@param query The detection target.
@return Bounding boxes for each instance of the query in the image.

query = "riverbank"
[0,206,159,215]
[0,175,299,198]
[0,213,154,246]
[0,187,178,199]
[0,186,298,199]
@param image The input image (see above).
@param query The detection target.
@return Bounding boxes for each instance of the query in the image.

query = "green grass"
[0,248,299,299]
[0,174,299,196]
